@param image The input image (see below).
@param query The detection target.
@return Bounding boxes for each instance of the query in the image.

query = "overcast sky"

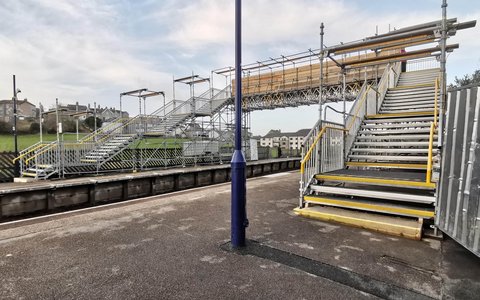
[1,0,479,135]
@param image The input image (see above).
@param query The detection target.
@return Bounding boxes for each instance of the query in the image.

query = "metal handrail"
[25,143,57,165]
[80,117,128,143]
[345,85,372,132]
[426,122,436,183]
[300,125,346,174]
[12,142,54,163]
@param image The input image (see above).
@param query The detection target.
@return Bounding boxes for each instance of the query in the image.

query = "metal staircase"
[296,66,441,239]
[14,86,233,179]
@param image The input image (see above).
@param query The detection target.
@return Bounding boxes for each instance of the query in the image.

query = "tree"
[29,122,40,134]
[449,69,480,89]
[84,116,103,131]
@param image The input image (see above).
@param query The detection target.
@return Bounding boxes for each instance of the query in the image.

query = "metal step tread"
[354,141,438,147]
[383,98,435,105]
[367,111,434,119]
[364,116,435,123]
[358,128,432,135]
[315,170,435,189]
[381,104,435,111]
[348,154,429,162]
[345,162,427,170]
[309,185,435,204]
[350,148,434,154]
[356,134,436,140]
[293,206,423,240]
[362,123,432,129]
[304,195,434,218]
[378,109,435,115]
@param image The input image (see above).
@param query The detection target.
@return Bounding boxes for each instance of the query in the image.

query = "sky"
[1,0,479,135]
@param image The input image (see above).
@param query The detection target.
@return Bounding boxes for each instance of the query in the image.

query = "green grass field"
[0,134,190,152]
[0,134,87,152]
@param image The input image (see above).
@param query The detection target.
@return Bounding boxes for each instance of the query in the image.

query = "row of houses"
[259,128,310,150]
[0,99,128,123]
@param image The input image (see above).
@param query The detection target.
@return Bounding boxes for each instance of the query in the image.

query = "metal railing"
[298,63,400,205]
[406,57,440,72]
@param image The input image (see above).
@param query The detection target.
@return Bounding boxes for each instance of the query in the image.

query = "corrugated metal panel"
[436,84,480,257]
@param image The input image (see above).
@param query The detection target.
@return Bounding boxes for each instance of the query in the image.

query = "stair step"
[378,109,435,115]
[383,98,435,106]
[390,83,434,90]
[315,172,435,189]
[367,111,434,119]
[354,141,438,147]
[381,104,435,111]
[294,206,423,240]
[385,90,435,98]
[358,128,432,135]
[350,148,434,154]
[348,154,429,162]
[22,172,39,177]
[345,162,427,170]
[364,116,435,124]
[362,123,431,129]
[309,185,435,204]
[356,134,436,141]
[304,195,434,218]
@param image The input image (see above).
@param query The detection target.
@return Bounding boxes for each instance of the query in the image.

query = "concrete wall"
[0,158,300,220]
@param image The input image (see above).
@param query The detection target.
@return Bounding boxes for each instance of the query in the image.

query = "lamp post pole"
[12,75,19,177]
[231,0,248,248]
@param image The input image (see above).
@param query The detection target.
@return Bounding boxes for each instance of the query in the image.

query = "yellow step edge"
[293,207,422,240]
[367,111,435,119]
[315,174,436,189]
[80,159,98,163]
[346,162,427,170]
[22,172,38,177]
[304,196,434,218]
[391,83,435,90]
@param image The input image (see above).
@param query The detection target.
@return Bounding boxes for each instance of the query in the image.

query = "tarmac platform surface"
[0,171,479,299]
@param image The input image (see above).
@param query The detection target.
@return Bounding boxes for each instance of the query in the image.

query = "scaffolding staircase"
[15,86,233,179]
[296,67,440,239]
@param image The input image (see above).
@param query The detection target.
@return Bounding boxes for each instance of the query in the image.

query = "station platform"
[0,171,479,299]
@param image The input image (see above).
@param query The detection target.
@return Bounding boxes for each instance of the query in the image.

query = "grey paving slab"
[0,171,478,299]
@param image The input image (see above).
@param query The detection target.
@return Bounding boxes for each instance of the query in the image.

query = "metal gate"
[436,84,480,257]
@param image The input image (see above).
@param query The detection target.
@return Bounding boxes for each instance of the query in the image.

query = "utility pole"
[231,0,248,248]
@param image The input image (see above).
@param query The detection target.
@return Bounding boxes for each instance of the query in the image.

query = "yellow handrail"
[434,77,438,127]
[25,144,57,165]
[12,143,51,163]
[300,126,346,174]
[426,122,435,183]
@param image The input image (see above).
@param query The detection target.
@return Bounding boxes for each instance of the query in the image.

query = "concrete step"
[294,206,423,240]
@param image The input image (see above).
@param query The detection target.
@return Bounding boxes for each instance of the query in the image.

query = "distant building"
[47,102,128,122]
[0,99,37,123]
[260,128,310,150]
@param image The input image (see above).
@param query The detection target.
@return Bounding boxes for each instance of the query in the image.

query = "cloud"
[0,0,478,133]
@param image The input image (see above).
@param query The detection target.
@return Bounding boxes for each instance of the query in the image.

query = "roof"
[262,128,310,138]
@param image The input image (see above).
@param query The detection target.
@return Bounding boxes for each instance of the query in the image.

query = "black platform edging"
[221,240,434,300]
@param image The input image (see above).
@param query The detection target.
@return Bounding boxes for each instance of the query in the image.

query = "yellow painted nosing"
[391,83,435,90]
[367,111,435,118]
[315,174,436,189]
[303,196,434,218]
[22,173,37,177]
[346,162,427,169]
[293,208,421,240]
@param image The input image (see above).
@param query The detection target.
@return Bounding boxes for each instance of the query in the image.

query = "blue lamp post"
[231,0,248,248]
